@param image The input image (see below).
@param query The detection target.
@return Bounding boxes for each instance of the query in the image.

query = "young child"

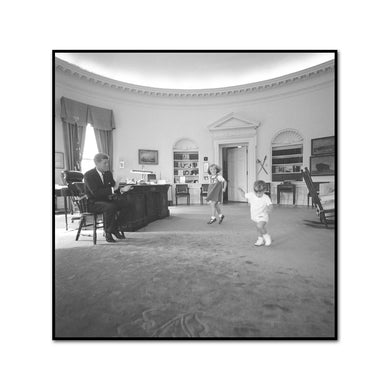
[205,164,227,224]
[239,180,272,246]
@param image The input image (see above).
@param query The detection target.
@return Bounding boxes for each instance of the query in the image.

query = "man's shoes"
[207,217,217,224]
[105,233,116,243]
[113,230,126,239]
[218,215,225,224]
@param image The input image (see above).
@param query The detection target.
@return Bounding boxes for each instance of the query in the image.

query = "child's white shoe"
[263,234,272,246]
[254,237,264,246]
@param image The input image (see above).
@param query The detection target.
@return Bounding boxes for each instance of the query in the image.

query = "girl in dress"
[205,164,227,224]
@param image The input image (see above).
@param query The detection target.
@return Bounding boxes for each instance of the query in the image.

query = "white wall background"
[55,63,334,204]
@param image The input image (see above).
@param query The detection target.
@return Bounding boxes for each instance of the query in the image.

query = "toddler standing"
[239,180,272,246]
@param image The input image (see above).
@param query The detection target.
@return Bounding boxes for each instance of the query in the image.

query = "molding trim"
[208,112,258,190]
[208,112,260,131]
[271,128,304,145]
[55,58,335,99]
[173,138,199,150]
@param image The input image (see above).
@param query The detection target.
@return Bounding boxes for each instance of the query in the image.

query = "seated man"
[84,153,127,243]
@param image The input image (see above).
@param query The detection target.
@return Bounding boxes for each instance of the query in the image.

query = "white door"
[227,146,248,201]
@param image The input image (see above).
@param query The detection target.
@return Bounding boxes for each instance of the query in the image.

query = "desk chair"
[200,184,209,204]
[62,170,84,216]
[175,184,190,205]
[264,182,271,197]
[301,168,335,228]
[62,170,84,185]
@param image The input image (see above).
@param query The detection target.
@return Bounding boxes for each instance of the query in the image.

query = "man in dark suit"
[84,153,127,243]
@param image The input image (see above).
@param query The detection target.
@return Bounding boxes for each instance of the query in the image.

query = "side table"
[277,183,296,205]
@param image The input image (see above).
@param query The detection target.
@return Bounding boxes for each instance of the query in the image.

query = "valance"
[87,105,116,131]
[60,97,116,131]
[60,97,88,126]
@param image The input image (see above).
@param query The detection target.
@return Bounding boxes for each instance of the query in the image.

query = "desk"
[116,184,170,231]
[277,183,296,205]
[55,186,71,230]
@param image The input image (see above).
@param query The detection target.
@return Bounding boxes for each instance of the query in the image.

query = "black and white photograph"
[4,1,390,389]
[54,51,337,339]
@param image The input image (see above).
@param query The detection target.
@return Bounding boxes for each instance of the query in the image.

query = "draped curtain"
[60,97,115,171]
[62,122,86,171]
[94,128,113,170]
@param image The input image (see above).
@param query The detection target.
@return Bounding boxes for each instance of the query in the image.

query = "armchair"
[175,184,190,205]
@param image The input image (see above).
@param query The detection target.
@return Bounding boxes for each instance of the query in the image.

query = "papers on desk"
[119,184,134,193]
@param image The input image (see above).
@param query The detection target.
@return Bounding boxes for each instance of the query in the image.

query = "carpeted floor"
[55,203,335,338]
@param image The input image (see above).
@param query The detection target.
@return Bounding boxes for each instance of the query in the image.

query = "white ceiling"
[55,52,334,90]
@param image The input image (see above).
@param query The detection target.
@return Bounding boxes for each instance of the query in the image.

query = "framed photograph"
[310,154,335,176]
[138,149,158,165]
[55,151,64,169]
[311,136,335,156]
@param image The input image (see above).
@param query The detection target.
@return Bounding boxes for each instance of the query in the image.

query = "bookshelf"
[272,144,303,182]
[173,151,199,183]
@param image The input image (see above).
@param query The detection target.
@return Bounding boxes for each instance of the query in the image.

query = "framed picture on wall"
[55,151,64,169]
[310,154,335,176]
[138,149,158,165]
[311,136,335,156]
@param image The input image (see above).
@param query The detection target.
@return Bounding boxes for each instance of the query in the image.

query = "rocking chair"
[301,167,335,228]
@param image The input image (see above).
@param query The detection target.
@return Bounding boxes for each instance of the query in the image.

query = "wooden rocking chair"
[301,167,335,228]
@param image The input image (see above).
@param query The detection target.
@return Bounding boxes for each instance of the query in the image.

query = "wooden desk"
[55,184,170,232]
[54,186,71,230]
[115,184,170,231]
[277,183,296,205]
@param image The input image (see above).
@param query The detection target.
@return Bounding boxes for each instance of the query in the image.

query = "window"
[81,124,99,173]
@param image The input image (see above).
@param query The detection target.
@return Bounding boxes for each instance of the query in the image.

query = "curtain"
[62,122,86,171]
[88,105,115,131]
[60,97,115,170]
[60,97,88,126]
[94,128,113,170]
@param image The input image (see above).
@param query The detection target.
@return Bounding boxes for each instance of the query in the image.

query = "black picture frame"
[311,136,335,156]
[138,149,158,165]
[53,50,338,342]
[310,154,335,176]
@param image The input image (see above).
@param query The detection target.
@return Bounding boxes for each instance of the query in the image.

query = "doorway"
[222,144,248,202]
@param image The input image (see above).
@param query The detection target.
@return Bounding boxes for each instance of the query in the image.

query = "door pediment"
[208,112,260,132]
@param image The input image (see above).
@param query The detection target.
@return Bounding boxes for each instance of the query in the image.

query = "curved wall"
[55,59,335,204]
